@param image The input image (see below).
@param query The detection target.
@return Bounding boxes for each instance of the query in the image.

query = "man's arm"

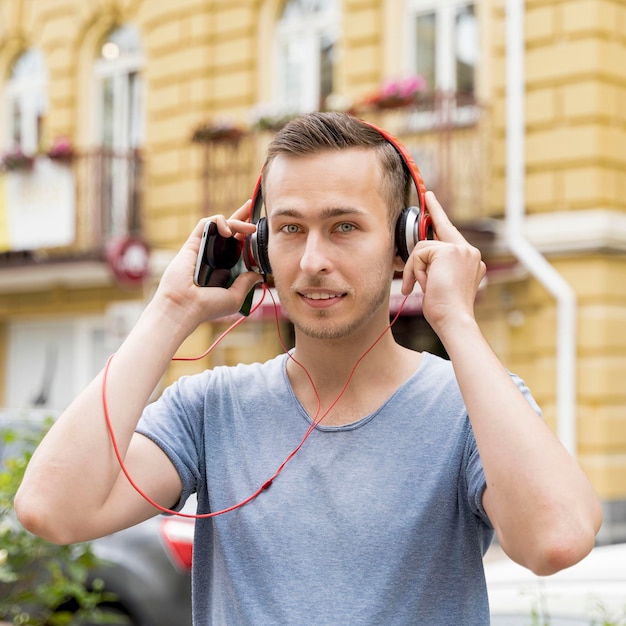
[402,191,602,575]
[15,204,262,545]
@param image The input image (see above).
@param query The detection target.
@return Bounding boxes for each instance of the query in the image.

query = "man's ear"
[392,251,406,273]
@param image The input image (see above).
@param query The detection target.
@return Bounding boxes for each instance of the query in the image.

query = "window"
[275,0,339,113]
[94,25,144,152]
[3,49,48,155]
[5,317,108,411]
[408,0,478,102]
[93,25,144,238]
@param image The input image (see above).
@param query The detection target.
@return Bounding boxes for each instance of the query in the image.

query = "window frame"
[273,0,340,114]
[91,25,145,238]
[92,25,144,152]
[405,0,479,127]
[3,48,48,155]
[4,316,108,411]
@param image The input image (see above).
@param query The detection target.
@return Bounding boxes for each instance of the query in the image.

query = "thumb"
[231,270,263,299]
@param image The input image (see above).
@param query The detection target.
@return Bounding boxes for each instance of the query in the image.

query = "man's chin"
[292,315,358,341]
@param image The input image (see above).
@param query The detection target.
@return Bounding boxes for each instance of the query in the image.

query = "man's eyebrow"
[271,206,368,220]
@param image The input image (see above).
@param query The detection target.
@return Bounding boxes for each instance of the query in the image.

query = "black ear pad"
[395,207,415,263]
[251,216,271,275]
[242,176,270,276]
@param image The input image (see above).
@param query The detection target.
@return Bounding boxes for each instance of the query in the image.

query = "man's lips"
[295,288,348,307]
[300,291,345,301]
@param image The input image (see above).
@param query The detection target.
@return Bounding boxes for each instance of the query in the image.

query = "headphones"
[190,124,413,282]
[242,120,432,277]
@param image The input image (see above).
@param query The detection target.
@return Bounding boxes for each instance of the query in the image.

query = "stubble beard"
[276,265,392,341]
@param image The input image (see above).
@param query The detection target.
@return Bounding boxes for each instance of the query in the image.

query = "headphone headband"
[244,117,432,275]
[249,173,264,225]
[359,120,430,242]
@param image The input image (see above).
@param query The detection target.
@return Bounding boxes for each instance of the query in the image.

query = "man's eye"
[281,224,300,234]
[337,223,355,233]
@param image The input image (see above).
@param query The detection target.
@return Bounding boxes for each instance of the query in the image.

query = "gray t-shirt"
[137,351,539,625]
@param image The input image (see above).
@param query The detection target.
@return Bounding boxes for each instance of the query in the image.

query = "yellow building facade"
[0,0,625,541]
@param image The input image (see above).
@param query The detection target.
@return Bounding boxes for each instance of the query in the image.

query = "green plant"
[589,601,626,626]
[0,148,35,172]
[191,120,246,143]
[0,418,125,626]
[526,590,626,626]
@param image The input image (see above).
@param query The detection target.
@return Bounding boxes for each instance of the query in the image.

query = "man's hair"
[262,112,411,227]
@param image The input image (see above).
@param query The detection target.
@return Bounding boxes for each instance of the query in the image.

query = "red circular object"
[106,236,150,288]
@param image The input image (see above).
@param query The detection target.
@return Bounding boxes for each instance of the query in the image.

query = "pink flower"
[353,74,428,113]
[48,136,74,159]
[380,75,427,99]
[398,75,427,97]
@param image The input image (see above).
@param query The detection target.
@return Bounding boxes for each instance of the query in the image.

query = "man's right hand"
[155,200,264,335]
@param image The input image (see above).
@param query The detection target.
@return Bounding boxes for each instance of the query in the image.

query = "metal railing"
[196,91,491,225]
[75,147,144,252]
[0,147,144,267]
[360,90,492,223]
[196,133,260,219]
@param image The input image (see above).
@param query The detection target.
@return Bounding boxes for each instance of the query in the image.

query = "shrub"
[0,417,124,626]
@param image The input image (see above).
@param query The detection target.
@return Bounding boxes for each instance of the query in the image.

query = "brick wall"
[485,0,626,532]
[2,1,626,533]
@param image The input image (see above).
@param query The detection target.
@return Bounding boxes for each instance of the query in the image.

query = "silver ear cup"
[395,206,420,262]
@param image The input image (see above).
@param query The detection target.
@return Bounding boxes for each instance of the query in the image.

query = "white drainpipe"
[505,0,578,455]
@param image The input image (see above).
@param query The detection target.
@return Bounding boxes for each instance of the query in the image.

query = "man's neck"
[285,331,422,427]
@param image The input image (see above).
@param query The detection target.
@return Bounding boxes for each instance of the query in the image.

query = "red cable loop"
[102,283,409,519]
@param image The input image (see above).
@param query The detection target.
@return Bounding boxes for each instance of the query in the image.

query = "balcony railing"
[196,133,260,219]
[359,91,491,223]
[197,91,491,226]
[76,147,143,251]
[0,147,143,266]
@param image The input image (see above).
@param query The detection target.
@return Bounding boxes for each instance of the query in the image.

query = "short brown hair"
[262,112,411,227]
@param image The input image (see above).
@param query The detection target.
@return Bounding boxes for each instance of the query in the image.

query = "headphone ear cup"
[245,216,272,276]
[395,206,418,263]
[395,205,434,263]
[255,217,271,275]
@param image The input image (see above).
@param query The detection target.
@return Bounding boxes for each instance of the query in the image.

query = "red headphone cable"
[101,284,409,519]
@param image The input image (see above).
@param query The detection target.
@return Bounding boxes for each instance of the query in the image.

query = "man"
[16,112,601,625]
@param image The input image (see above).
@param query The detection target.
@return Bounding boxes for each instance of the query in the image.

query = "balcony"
[76,147,143,251]
[0,147,145,292]
[359,91,492,225]
[195,132,259,219]
[0,92,491,293]
[197,91,492,232]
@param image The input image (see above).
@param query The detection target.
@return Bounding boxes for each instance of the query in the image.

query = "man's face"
[263,148,403,341]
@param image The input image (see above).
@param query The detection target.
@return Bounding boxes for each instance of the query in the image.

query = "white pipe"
[505,0,578,455]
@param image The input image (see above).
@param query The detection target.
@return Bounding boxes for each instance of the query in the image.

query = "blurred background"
[0,0,625,550]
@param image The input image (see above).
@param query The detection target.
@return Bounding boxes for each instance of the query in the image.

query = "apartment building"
[1,0,625,541]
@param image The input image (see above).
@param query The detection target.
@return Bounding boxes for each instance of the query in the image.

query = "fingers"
[230,199,256,226]
[400,193,485,299]
[425,191,465,245]
[400,247,429,296]
[211,200,257,240]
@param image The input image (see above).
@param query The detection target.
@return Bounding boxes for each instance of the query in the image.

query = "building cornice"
[486,209,626,258]
[0,250,174,295]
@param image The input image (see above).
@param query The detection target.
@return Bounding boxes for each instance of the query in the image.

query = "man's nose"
[299,232,331,274]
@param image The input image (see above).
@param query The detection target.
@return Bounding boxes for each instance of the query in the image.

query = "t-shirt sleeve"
[136,373,208,511]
